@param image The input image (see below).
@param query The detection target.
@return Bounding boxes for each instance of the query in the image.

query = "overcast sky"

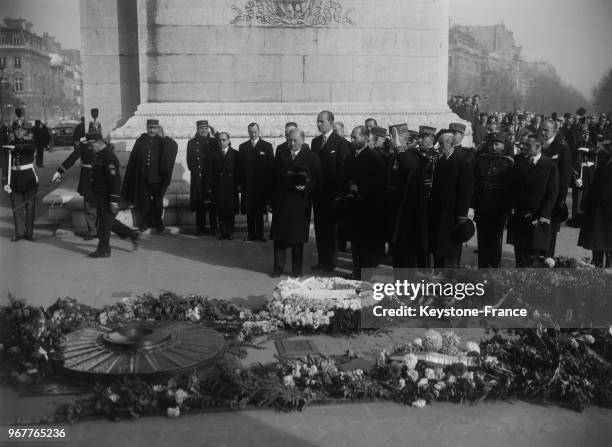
[3,0,611,99]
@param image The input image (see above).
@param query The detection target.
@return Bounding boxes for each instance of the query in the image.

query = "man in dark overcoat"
[186,120,219,234]
[344,126,386,279]
[510,134,559,267]
[578,142,612,267]
[541,119,572,257]
[269,128,321,278]
[310,110,350,271]
[427,131,474,268]
[213,132,239,239]
[238,122,274,241]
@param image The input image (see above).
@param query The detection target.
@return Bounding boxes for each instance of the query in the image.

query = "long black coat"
[578,153,612,251]
[57,141,95,199]
[213,147,239,217]
[542,134,572,231]
[238,139,274,215]
[311,132,349,202]
[186,133,219,211]
[122,133,164,208]
[160,136,177,193]
[428,151,474,257]
[391,149,428,252]
[270,147,321,244]
[511,155,559,250]
[343,147,386,243]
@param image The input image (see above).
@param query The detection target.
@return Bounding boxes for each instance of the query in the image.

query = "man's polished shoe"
[83,234,97,241]
[23,234,36,242]
[131,234,139,251]
[10,235,23,242]
[311,264,323,270]
[87,250,110,258]
[269,272,282,278]
[256,237,267,242]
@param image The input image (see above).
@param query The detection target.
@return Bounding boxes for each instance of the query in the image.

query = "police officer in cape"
[187,120,219,235]
[2,123,38,241]
[87,132,139,258]
[52,115,99,240]
[122,119,173,233]
[473,132,514,267]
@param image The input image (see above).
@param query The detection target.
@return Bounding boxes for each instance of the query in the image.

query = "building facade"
[0,18,82,126]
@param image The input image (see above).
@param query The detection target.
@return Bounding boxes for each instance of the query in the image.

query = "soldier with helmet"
[473,132,514,267]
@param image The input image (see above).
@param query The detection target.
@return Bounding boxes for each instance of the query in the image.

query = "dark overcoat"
[427,150,474,257]
[542,135,572,231]
[122,133,164,208]
[238,139,274,215]
[270,147,321,244]
[57,141,95,199]
[578,152,612,251]
[311,132,349,203]
[213,147,239,217]
[186,133,219,211]
[343,147,386,243]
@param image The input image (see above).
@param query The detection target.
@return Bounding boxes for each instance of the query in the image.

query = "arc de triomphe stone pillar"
[81,0,465,142]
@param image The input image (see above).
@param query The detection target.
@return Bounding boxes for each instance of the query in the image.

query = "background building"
[0,17,82,126]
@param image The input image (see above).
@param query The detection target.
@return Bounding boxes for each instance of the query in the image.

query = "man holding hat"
[2,123,38,241]
[122,119,166,233]
[473,132,514,267]
[187,120,219,234]
[87,132,139,258]
[427,130,473,267]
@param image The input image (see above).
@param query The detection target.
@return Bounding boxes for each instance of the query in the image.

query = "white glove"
[575,179,583,188]
[52,171,61,183]
[3,185,12,194]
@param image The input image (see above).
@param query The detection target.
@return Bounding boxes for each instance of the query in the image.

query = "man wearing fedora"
[87,132,139,258]
[122,119,166,233]
[473,133,514,267]
[2,123,38,242]
[187,120,220,235]
[427,131,473,268]
[510,134,559,267]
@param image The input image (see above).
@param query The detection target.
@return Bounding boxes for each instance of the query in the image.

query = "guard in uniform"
[122,119,166,232]
[88,108,102,134]
[12,108,26,132]
[2,124,38,241]
[52,132,98,239]
[87,132,139,258]
[449,122,475,164]
[186,120,220,234]
[473,133,514,267]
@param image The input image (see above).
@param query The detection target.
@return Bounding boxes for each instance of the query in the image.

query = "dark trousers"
[142,182,164,231]
[313,201,337,268]
[195,205,217,233]
[35,145,45,167]
[433,255,459,268]
[592,251,612,268]
[351,239,383,279]
[546,229,558,258]
[218,213,235,237]
[273,241,303,276]
[391,247,418,268]
[571,187,583,220]
[476,215,505,268]
[83,197,97,235]
[10,187,37,237]
[96,205,138,254]
[247,211,264,239]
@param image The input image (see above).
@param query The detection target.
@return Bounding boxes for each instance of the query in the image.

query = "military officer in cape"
[2,123,38,241]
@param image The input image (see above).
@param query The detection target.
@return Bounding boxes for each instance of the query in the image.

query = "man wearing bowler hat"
[473,133,514,267]
[122,119,166,233]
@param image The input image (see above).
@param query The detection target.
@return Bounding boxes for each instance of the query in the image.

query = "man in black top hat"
[187,120,220,234]
[428,131,473,268]
[238,122,274,241]
[473,133,514,267]
[2,124,38,241]
[87,132,139,258]
[122,119,166,233]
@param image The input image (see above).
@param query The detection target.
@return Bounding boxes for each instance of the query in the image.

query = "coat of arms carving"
[231,0,354,27]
